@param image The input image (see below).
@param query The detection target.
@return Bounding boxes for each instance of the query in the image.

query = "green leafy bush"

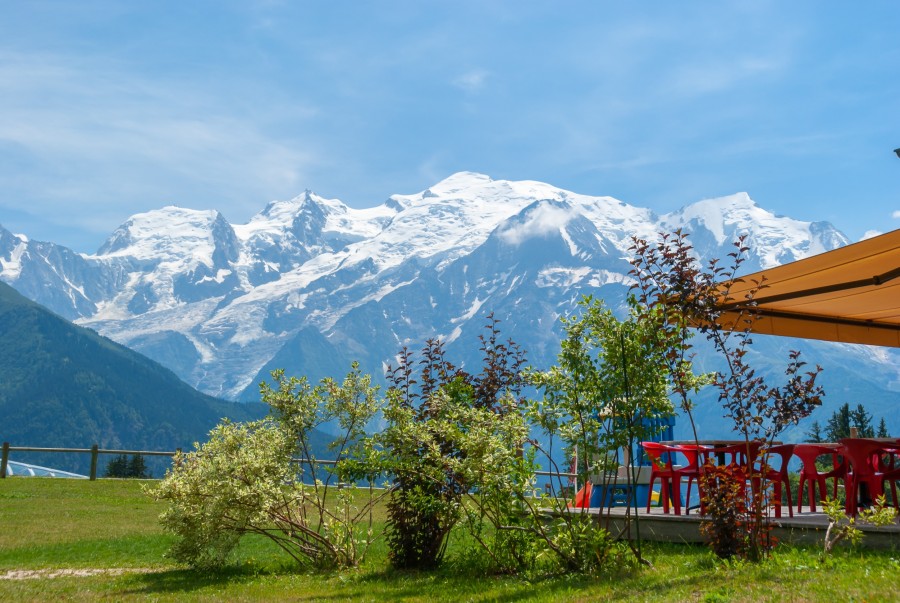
[151,365,384,570]
[358,318,530,571]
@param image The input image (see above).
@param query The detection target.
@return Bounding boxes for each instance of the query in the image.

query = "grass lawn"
[1,477,898,602]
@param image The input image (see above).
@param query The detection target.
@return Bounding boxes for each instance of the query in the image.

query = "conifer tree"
[104,454,129,478]
[850,404,874,438]
[806,421,823,443]
[127,454,151,478]
[825,403,852,441]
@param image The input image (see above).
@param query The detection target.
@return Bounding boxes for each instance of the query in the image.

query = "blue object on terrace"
[589,414,676,508]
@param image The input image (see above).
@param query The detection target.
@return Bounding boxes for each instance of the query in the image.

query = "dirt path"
[0,568,156,580]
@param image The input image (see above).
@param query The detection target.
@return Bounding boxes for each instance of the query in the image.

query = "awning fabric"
[714,229,900,348]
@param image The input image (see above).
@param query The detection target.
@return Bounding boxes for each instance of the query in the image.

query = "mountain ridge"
[6,171,895,442]
[0,280,266,474]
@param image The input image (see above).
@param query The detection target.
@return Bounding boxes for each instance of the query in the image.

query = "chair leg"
[845,478,858,516]
[870,480,885,505]
[819,477,830,507]
[670,478,681,516]
[797,477,824,513]
[783,478,793,518]
[770,480,792,518]
[684,476,697,515]
[797,474,807,513]
[653,476,672,514]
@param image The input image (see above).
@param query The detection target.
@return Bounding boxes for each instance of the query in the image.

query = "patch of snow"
[0,237,28,279]
[444,325,464,344]
[452,297,485,324]
[197,269,233,285]
[535,267,592,288]
[535,267,631,289]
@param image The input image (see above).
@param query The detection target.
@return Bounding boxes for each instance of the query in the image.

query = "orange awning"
[714,229,900,347]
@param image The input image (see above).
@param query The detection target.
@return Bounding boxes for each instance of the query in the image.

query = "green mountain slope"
[0,281,266,474]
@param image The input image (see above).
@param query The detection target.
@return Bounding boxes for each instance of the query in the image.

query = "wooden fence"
[0,442,576,488]
[0,442,180,480]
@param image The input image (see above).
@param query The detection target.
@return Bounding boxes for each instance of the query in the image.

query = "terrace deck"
[576,505,900,549]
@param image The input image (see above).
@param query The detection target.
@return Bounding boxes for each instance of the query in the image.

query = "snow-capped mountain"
[2,172,896,438]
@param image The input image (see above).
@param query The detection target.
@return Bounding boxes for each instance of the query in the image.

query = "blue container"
[632,415,676,466]
[589,483,651,508]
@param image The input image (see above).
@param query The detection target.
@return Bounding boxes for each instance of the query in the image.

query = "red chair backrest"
[640,442,674,470]
[839,438,890,477]
[675,444,709,470]
[705,441,762,467]
[758,443,794,474]
[793,443,844,475]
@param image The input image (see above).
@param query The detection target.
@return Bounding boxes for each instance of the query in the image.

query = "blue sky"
[2,1,899,253]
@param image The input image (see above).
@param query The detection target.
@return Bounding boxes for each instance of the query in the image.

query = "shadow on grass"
[119,551,689,601]
[121,542,821,601]
[122,561,608,601]
[121,563,297,597]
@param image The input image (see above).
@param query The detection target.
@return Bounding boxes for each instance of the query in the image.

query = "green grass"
[1,477,898,602]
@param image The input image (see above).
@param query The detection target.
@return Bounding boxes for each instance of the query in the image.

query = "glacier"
[2,172,897,440]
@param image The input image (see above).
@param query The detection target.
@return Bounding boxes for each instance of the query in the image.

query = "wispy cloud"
[0,51,320,232]
[664,56,786,98]
[1,1,898,251]
[499,203,572,246]
[452,69,489,93]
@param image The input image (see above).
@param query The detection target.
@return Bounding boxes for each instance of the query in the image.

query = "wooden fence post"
[90,444,99,480]
[1,442,9,478]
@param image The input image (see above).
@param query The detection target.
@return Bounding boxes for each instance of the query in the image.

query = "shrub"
[151,365,384,570]
[822,495,897,556]
[361,317,530,571]
[698,462,776,559]
[528,295,690,566]
[630,230,824,561]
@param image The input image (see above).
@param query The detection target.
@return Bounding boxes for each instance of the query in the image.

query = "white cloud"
[498,203,571,246]
[892,211,900,219]
[861,230,883,241]
[664,56,785,98]
[0,51,320,232]
[452,69,489,93]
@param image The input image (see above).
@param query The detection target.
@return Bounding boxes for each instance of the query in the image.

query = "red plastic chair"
[874,443,900,511]
[702,441,762,476]
[641,442,685,515]
[793,443,846,513]
[693,441,761,515]
[755,444,795,518]
[839,438,890,516]
[674,444,709,514]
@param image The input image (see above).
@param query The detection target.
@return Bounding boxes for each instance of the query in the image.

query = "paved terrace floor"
[573,505,900,550]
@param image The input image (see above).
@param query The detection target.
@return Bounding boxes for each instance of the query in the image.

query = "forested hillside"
[0,281,266,474]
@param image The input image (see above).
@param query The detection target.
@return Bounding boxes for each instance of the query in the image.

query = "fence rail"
[1,442,179,480]
[1,442,577,486]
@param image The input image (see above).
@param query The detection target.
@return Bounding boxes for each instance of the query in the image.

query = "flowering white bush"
[151,364,384,570]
